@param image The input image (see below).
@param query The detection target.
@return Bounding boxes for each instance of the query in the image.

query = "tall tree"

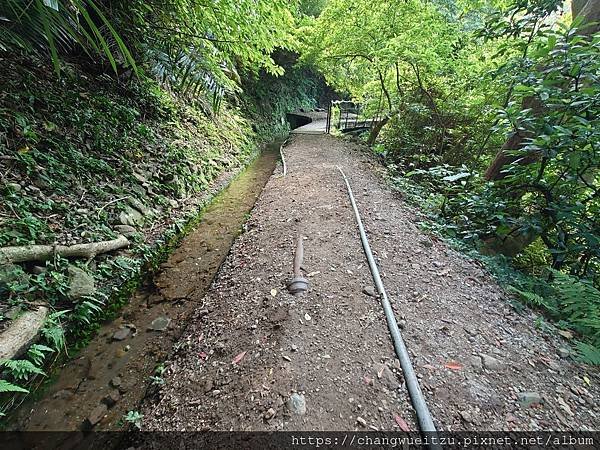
[484,0,600,180]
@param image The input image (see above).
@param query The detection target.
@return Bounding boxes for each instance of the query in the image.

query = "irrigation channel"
[7,140,282,440]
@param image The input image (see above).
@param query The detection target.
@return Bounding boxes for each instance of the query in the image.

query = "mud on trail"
[140,133,600,432]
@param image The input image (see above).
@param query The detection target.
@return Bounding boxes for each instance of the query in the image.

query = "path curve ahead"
[141,133,600,432]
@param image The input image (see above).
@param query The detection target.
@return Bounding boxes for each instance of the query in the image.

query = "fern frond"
[0,380,29,394]
[0,359,45,381]
[0,0,136,74]
[508,285,557,313]
[576,341,600,366]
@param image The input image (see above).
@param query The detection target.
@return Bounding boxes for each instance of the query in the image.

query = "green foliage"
[441,15,600,276]
[549,270,600,344]
[123,410,144,429]
[0,359,45,381]
[0,380,29,394]
[576,342,600,365]
[502,268,600,363]
[303,0,502,158]
[0,0,136,74]
[2,0,304,106]
[27,344,54,366]
[41,311,68,352]
[242,50,328,140]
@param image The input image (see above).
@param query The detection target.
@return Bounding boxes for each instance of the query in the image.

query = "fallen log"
[0,235,130,264]
[0,306,49,360]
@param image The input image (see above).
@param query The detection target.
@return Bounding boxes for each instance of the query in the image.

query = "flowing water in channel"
[8,141,281,438]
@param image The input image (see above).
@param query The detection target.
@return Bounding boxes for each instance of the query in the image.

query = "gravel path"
[140,133,600,432]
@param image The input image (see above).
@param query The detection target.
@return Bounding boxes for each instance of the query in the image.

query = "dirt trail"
[141,133,600,432]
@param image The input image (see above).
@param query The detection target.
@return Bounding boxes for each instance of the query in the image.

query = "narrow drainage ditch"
[8,140,282,437]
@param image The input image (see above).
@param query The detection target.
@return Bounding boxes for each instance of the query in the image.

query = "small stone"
[469,356,483,371]
[304,313,312,322]
[102,390,120,408]
[264,408,276,420]
[460,410,472,423]
[518,392,543,408]
[53,389,74,400]
[291,344,298,352]
[288,393,307,415]
[481,354,503,371]
[114,224,137,237]
[118,206,144,227]
[362,286,377,297]
[149,316,171,332]
[356,417,367,427]
[398,320,407,329]
[282,355,291,362]
[558,347,570,359]
[67,266,96,300]
[112,327,131,341]
[377,364,400,390]
[215,342,226,354]
[6,182,22,192]
[132,172,149,184]
[464,327,477,336]
[110,376,122,388]
[85,404,108,427]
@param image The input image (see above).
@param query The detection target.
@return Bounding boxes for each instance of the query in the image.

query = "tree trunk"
[367,116,390,146]
[0,306,49,360]
[573,0,600,36]
[484,0,600,181]
[482,1,599,256]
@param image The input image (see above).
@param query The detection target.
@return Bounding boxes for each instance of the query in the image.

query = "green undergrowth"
[0,53,319,416]
[384,163,600,366]
[0,152,262,421]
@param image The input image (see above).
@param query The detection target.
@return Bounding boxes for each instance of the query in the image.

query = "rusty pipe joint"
[288,236,309,295]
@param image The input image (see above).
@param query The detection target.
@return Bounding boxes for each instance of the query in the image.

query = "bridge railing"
[326,100,382,134]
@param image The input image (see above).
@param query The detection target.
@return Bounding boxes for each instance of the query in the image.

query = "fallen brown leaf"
[232,351,247,365]
[394,414,411,432]
[444,361,463,371]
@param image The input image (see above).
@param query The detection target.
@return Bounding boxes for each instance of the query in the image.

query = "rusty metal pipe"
[288,236,309,295]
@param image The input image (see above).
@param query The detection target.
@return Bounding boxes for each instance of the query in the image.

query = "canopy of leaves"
[0,0,301,101]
